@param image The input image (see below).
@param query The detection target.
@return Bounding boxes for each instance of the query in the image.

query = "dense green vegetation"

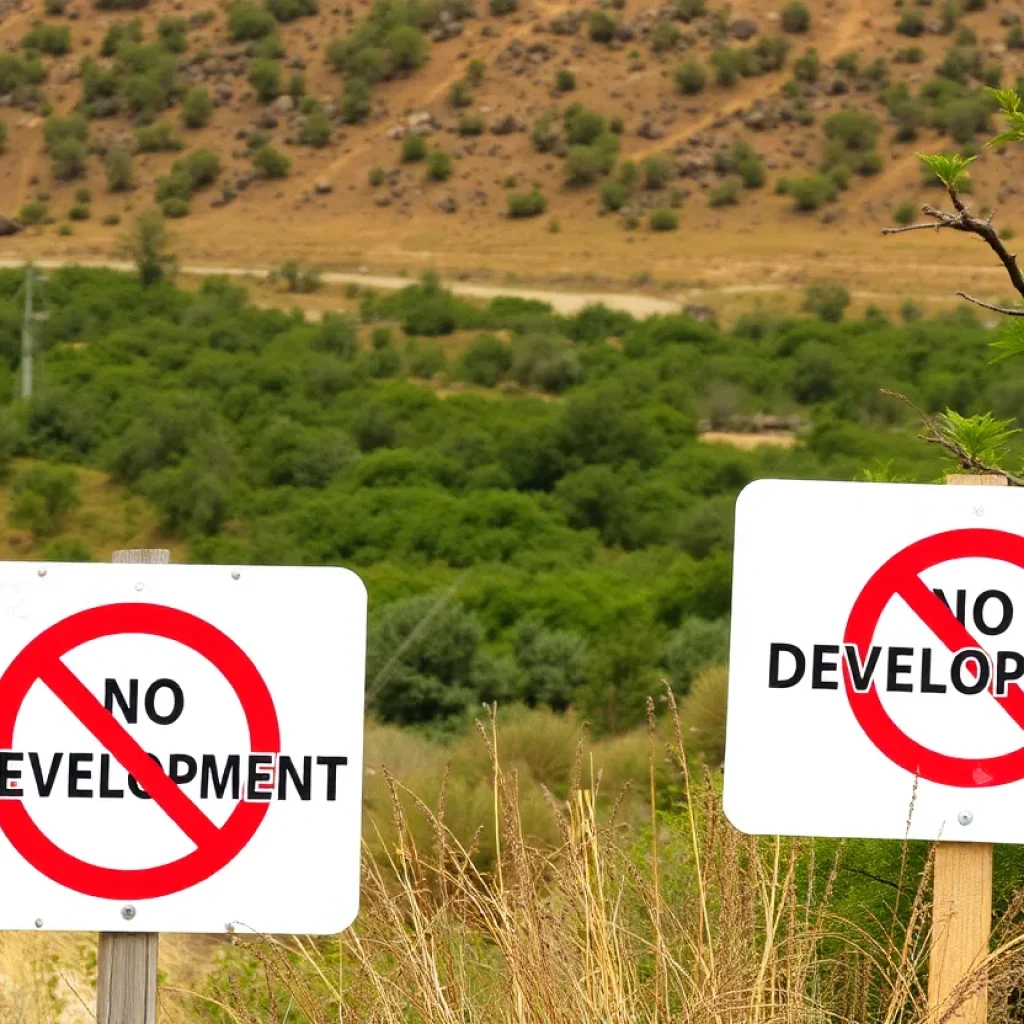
[0,266,1012,731]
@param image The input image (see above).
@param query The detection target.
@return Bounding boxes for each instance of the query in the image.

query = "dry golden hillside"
[1,0,1024,301]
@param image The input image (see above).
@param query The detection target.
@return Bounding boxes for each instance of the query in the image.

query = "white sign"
[725,478,1024,844]
[0,562,365,934]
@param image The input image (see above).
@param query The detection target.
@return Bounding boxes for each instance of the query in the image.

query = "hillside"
[1,0,1024,298]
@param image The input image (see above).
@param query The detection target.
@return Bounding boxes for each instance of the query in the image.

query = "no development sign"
[725,479,1024,843]
[0,562,365,934]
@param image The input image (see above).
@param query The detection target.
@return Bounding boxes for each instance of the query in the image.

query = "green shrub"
[565,104,606,145]
[160,196,190,218]
[449,79,472,107]
[600,179,628,211]
[803,280,851,323]
[793,47,819,82]
[21,23,71,55]
[18,201,48,225]
[157,16,188,53]
[781,0,810,32]
[0,121,6,154]
[0,54,46,101]
[716,139,764,188]
[897,10,925,35]
[386,25,428,71]
[100,19,142,56]
[181,87,213,129]
[711,48,745,86]
[340,76,372,123]
[462,334,513,386]
[9,465,80,537]
[51,138,87,181]
[1009,25,1024,50]
[895,45,925,63]
[94,0,149,9]
[249,59,282,102]
[753,36,789,72]
[490,0,517,13]
[555,68,576,92]
[663,617,729,691]
[642,154,674,190]
[299,109,332,146]
[273,259,322,292]
[251,144,291,178]
[401,134,427,162]
[227,1,276,40]
[102,213,121,226]
[675,0,705,20]
[459,114,484,136]
[45,0,67,12]
[105,146,134,192]
[266,0,317,20]
[892,200,916,225]
[675,60,707,94]
[368,166,386,187]
[136,121,183,152]
[564,141,617,185]
[507,189,547,217]
[651,21,681,53]
[68,203,90,221]
[467,59,486,85]
[426,147,453,181]
[709,175,741,206]
[649,208,678,231]
[786,173,838,211]
[589,10,617,42]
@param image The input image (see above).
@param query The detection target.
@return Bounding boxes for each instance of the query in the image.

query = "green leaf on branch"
[990,313,1024,361]
[936,409,1019,466]
[858,460,910,483]
[916,152,976,188]
[986,88,1024,146]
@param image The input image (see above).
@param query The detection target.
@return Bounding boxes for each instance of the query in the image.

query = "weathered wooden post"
[96,548,168,1024]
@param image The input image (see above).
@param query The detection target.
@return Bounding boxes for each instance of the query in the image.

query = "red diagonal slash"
[41,657,220,848]
[897,573,1024,727]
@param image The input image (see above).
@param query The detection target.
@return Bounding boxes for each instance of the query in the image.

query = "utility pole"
[20,265,34,400]
[20,265,48,400]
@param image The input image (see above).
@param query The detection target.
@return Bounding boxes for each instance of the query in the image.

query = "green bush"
[105,147,134,192]
[426,147,453,181]
[45,0,67,12]
[157,16,188,53]
[507,189,547,217]
[100,19,142,56]
[160,196,189,218]
[94,0,149,9]
[340,77,372,123]
[386,25,428,71]
[564,141,617,185]
[299,109,332,146]
[642,155,674,190]
[793,47,819,82]
[0,54,46,101]
[555,68,576,92]
[18,201,48,225]
[51,138,88,181]
[9,465,80,537]
[0,121,6,154]
[675,0,705,20]
[251,144,291,178]
[181,87,213,129]
[600,179,628,211]
[136,121,183,152]
[675,60,707,94]
[459,114,484,136]
[709,176,741,206]
[467,59,486,86]
[649,208,678,231]
[711,48,745,86]
[249,59,282,102]
[651,21,681,53]
[21,23,71,55]
[565,104,605,145]
[1009,25,1024,49]
[401,134,427,162]
[753,36,789,72]
[490,0,517,13]
[266,0,317,20]
[589,10,617,42]
[785,173,839,211]
[68,203,90,221]
[462,334,513,387]
[897,10,925,35]
[780,0,810,32]
[368,166,386,187]
[803,280,851,323]
[663,617,729,691]
[227,1,276,40]
[893,200,916,225]
[273,259,322,292]
[716,139,764,188]
[449,79,472,107]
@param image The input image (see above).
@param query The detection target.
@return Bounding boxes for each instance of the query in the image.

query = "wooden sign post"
[97,548,168,1024]
[928,475,1001,1024]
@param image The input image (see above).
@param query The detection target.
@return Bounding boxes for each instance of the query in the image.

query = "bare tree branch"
[881,222,953,236]
[880,390,1024,486]
[955,292,1024,316]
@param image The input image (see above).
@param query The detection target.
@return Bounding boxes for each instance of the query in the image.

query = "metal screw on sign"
[974,506,985,517]
[121,906,136,921]
[37,570,45,578]
[958,811,974,826]
[34,919,42,929]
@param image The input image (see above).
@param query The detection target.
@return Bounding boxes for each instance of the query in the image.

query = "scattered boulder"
[434,193,459,213]
[274,94,295,114]
[490,113,522,134]
[730,18,758,39]
[0,217,23,237]
[636,120,664,140]
[314,178,334,194]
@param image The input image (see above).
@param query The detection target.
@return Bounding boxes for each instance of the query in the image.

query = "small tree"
[780,0,810,32]
[118,209,177,286]
[9,465,80,538]
[426,147,453,181]
[675,60,707,94]
[248,58,282,102]
[251,144,291,178]
[402,134,427,162]
[802,280,851,323]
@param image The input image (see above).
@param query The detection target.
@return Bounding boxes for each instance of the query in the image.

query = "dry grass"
[154,695,1024,1024]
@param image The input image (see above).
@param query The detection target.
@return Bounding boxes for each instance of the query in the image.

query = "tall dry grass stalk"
[166,694,1024,1024]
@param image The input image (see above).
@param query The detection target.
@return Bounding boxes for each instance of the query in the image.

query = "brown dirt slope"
[1,0,1024,301]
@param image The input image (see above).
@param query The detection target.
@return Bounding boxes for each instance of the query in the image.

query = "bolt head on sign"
[725,479,1024,844]
[0,562,366,934]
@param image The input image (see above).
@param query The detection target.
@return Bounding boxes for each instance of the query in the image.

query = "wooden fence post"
[96,547,169,1024]
[928,474,1002,1024]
